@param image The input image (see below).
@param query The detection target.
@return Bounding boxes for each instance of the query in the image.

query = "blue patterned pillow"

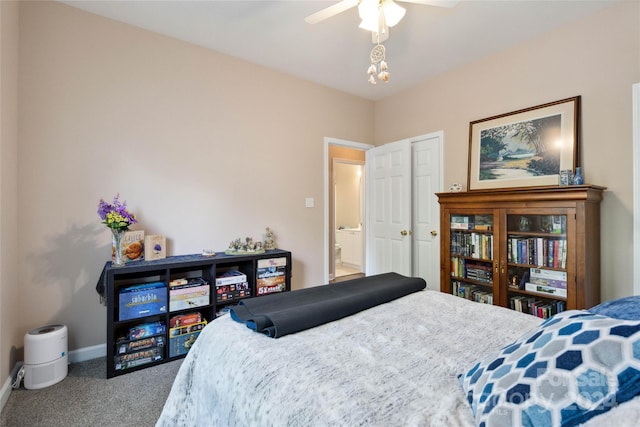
[589,295,640,320]
[459,310,640,427]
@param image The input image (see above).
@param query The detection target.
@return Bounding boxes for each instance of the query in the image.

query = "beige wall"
[1,0,638,380]
[1,0,20,387]
[16,1,373,354]
[375,0,640,302]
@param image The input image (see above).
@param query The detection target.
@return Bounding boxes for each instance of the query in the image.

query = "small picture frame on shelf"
[509,274,520,289]
[145,235,166,261]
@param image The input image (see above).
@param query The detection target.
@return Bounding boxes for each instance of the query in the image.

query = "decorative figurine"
[225,234,266,255]
[263,227,276,250]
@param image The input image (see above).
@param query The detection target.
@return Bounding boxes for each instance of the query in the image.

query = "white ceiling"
[59,0,618,101]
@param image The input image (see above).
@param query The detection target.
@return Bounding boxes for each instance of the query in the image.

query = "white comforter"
[156,290,640,426]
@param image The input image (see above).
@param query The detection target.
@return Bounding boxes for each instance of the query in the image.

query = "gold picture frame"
[467,96,580,190]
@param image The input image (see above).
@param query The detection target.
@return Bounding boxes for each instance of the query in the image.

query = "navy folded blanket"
[229,272,426,338]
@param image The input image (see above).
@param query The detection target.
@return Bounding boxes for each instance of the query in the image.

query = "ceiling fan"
[305,0,459,85]
[304,0,459,26]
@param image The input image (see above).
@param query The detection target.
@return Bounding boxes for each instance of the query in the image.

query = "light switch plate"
[305,197,314,208]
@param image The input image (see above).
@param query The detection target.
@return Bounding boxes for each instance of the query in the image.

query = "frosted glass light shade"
[382,0,406,27]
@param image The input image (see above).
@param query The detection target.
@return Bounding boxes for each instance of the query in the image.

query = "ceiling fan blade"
[304,0,360,24]
[398,0,459,8]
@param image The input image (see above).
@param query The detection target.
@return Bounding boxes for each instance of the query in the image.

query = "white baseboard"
[0,343,106,414]
[68,343,106,364]
[0,375,12,415]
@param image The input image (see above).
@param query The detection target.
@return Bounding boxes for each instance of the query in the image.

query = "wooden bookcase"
[99,249,291,378]
[437,185,604,317]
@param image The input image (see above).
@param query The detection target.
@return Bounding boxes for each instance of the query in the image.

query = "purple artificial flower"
[97,193,137,231]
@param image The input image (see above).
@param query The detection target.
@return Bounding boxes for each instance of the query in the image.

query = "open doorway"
[334,159,365,281]
[324,138,374,284]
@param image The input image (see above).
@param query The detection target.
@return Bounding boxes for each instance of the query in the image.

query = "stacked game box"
[524,268,568,297]
[114,321,166,371]
[169,312,207,357]
[215,270,251,302]
[128,321,165,340]
[118,281,167,321]
[168,277,210,312]
[256,257,287,296]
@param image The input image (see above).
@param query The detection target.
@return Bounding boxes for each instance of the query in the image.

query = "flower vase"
[573,167,584,185]
[111,229,126,267]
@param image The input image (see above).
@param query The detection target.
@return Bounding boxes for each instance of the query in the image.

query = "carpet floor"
[0,357,182,427]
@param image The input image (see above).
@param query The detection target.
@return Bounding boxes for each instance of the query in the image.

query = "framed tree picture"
[467,96,580,190]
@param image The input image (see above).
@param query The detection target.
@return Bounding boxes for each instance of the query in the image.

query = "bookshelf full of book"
[102,249,292,378]
[437,185,604,318]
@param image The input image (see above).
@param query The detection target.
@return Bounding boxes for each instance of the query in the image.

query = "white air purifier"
[23,324,68,390]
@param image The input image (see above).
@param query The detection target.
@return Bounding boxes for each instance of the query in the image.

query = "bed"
[156,274,640,427]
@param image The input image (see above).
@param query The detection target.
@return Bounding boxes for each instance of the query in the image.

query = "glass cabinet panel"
[448,213,495,305]
[505,213,567,318]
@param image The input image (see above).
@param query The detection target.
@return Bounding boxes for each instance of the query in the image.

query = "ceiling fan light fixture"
[358,0,382,33]
[358,0,379,23]
[382,0,406,27]
[358,18,379,33]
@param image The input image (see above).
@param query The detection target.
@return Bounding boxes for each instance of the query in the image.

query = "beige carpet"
[0,357,182,427]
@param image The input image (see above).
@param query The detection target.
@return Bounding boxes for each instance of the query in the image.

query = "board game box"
[169,320,208,357]
[256,257,287,295]
[118,281,167,321]
[114,346,163,371]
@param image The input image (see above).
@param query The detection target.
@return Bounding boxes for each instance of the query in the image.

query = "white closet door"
[366,139,412,276]
[412,133,442,289]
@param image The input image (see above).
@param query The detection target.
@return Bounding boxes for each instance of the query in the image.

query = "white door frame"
[324,137,374,285]
[633,83,640,295]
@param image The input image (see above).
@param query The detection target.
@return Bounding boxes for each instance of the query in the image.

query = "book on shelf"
[530,268,567,282]
[552,215,565,234]
[474,224,493,231]
[451,222,473,230]
[451,232,492,259]
[465,262,492,283]
[528,275,566,289]
[450,256,464,277]
[451,215,471,224]
[452,281,493,304]
[524,282,567,298]
[509,295,565,318]
[507,237,566,267]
